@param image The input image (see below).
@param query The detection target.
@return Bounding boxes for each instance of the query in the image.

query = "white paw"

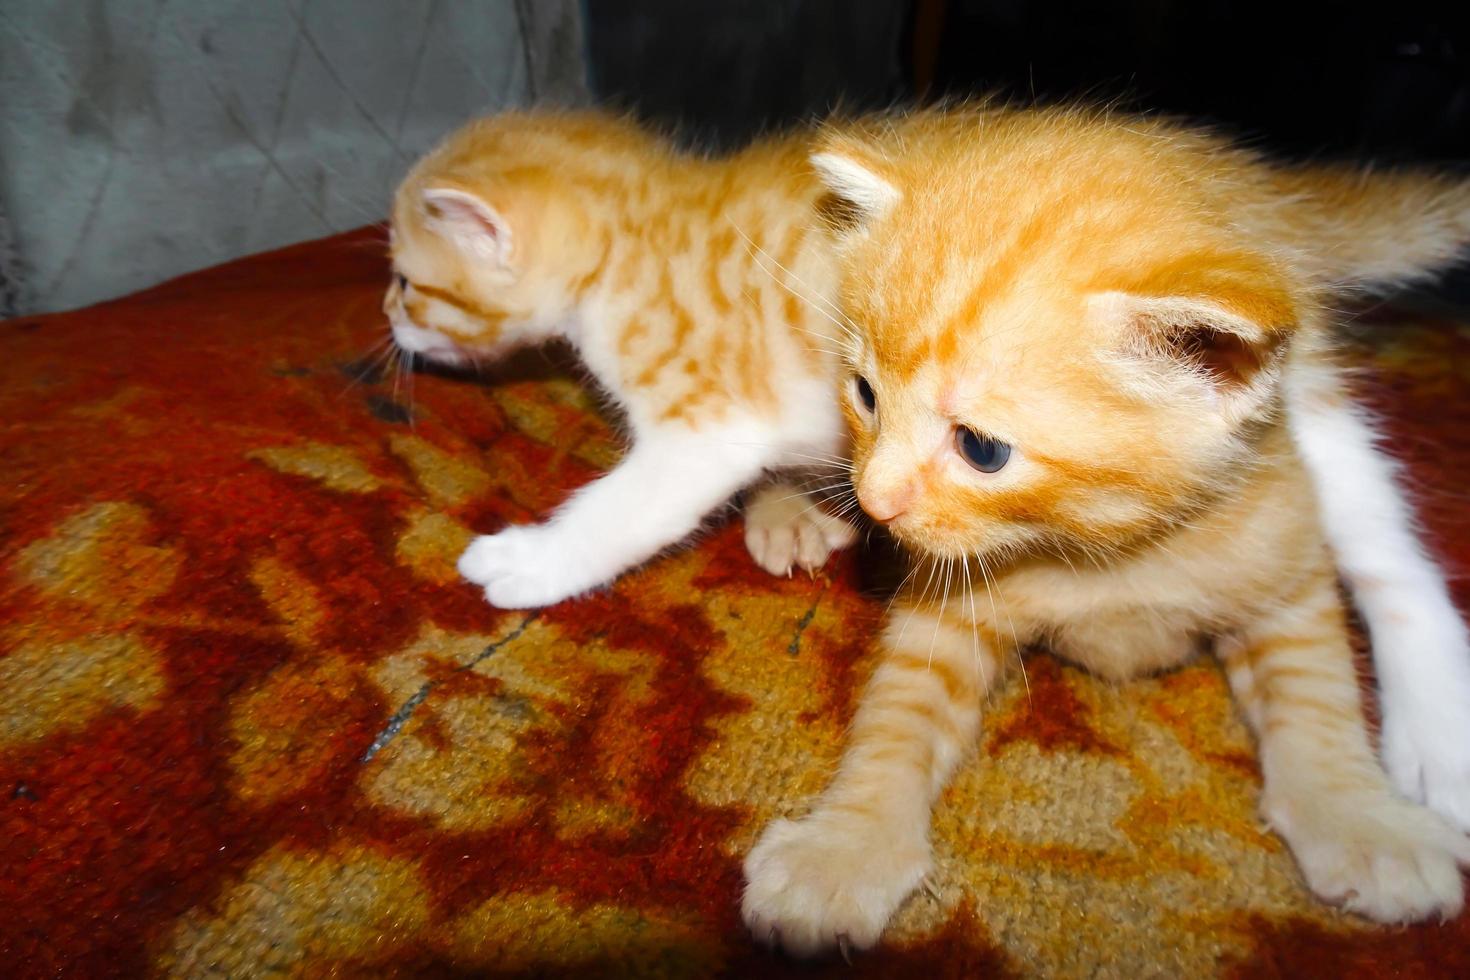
[456,526,593,609]
[741,814,929,958]
[1383,708,1470,834]
[743,488,858,578]
[1267,788,1470,923]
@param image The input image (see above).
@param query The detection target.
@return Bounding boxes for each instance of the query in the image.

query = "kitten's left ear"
[810,136,901,229]
[421,186,513,267]
[1095,289,1292,413]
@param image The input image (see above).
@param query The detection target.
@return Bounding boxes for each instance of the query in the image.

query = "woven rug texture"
[3,229,1470,978]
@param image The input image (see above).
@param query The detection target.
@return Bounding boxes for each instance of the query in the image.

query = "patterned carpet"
[4,228,1470,978]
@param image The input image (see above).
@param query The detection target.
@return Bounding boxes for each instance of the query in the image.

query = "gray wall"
[0,0,587,316]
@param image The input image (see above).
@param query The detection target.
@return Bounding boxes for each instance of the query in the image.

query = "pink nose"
[858,482,915,524]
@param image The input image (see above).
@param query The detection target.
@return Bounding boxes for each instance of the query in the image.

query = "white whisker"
[961,558,989,692]
[339,336,398,395]
[731,222,861,347]
[898,555,941,647]
[404,350,418,429]
[978,554,1028,707]
[929,555,954,669]
[773,481,853,505]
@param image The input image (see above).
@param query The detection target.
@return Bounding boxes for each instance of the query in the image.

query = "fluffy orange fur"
[742,106,1470,956]
[388,111,825,421]
[385,112,860,605]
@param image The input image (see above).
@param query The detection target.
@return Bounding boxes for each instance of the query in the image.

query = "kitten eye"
[395,273,408,291]
[855,375,877,414]
[955,427,1011,473]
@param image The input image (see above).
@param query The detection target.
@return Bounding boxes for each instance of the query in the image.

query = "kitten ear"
[1095,291,1290,410]
[810,143,901,228]
[421,187,512,266]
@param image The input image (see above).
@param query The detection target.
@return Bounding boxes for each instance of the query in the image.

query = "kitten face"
[385,188,558,366]
[382,268,500,367]
[839,284,1177,562]
[819,112,1295,563]
[384,122,596,366]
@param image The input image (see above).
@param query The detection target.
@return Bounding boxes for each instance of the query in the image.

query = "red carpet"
[3,229,1469,977]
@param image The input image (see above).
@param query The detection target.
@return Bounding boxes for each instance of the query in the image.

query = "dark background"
[583,0,1470,306]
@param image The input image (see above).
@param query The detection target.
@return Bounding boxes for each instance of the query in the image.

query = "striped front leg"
[742,590,1011,957]
[1219,559,1470,922]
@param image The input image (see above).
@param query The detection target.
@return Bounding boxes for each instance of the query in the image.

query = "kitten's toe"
[1270,789,1470,923]
[458,533,511,585]
[744,522,799,578]
[483,577,556,610]
[1383,708,1470,834]
[458,527,591,608]
[795,518,829,573]
[741,814,928,958]
[743,488,856,578]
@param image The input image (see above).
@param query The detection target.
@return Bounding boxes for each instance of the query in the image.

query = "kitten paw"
[741,814,929,958]
[1383,707,1470,834]
[743,487,858,578]
[1268,789,1470,923]
[457,526,593,608]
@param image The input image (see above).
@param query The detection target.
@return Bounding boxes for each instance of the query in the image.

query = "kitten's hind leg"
[1287,366,1470,832]
[1219,561,1470,923]
[743,479,858,577]
[459,430,771,608]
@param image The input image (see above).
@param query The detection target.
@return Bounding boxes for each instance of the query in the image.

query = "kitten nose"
[858,482,915,524]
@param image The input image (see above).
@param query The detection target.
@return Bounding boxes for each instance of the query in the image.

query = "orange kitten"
[385,112,857,606]
[742,106,1470,955]
[384,111,1470,864]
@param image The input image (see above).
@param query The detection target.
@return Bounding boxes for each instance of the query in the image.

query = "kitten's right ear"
[810,140,901,229]
[421,187,512,266]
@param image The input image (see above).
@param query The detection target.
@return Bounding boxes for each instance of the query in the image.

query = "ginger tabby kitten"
[385,112,857,607]
[384,111,1470,891]
[742,107,1470,956]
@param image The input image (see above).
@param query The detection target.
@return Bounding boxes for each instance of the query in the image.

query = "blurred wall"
[0,0,587,316]
[584,0,908,150]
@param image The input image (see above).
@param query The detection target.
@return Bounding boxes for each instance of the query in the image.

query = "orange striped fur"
[743,106,1470,956]
[385,112,859,606]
